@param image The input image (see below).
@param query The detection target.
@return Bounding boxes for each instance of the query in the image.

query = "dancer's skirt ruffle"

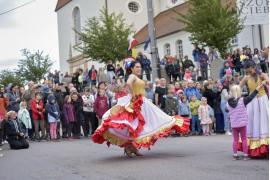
[92,95,190,149]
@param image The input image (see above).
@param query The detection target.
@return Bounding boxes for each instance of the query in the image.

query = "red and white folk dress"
[92,78,190,149]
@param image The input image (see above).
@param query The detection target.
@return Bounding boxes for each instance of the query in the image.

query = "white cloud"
[0,0,59,71]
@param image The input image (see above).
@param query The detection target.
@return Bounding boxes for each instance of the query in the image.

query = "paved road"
[0,135,268,180]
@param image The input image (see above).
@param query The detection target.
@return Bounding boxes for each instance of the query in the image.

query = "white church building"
[55,0,269,73]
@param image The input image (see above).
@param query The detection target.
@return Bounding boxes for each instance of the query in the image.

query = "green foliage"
[0,70,23,87]
[17,49,53,83]
[76,7,133,63]
[176,0,244,58]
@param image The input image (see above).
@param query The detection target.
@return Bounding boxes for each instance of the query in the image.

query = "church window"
[176,40,183,58]
[164,43,171,56]
[73,7,81,45]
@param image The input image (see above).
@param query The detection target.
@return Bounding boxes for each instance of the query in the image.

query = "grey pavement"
[0,135,268,180]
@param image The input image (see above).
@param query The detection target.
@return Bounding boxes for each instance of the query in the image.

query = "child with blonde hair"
[189,95,201,135]
[198,97,212,136]
[18,101,32,138]
[227,83,265,160]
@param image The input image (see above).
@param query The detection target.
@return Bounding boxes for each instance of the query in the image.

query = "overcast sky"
[0,0,59,70]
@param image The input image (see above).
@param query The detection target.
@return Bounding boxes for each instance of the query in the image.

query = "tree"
[176,0,244,58]
[17,49,54,82]
[77,7,133,63]
[0,70,23,87]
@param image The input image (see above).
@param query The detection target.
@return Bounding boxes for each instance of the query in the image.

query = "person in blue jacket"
[184,80,202,101]
[46,94,60,141]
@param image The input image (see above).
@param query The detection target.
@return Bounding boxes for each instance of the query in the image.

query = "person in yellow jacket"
[189,95,201,135]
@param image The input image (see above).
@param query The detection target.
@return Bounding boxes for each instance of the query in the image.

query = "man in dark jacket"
[115,64,125,78]
[141,55,152,81]
[165,61,174,83]
[53,85,65,138]
[203,81,224,133]
[232,48,242,74]
[172,60,181,82]
[203,81,221,109]
[5,111,29,149]
[199,49,209,80]
[136,52,144,67]
[182,55,195,70]
[71,92,84,139]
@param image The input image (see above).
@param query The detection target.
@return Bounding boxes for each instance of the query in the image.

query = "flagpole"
[147,0,160,81]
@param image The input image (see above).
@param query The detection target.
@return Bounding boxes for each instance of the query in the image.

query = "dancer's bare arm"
[126,74,136,95]
[260,73,269,83]
[240,76,248,87]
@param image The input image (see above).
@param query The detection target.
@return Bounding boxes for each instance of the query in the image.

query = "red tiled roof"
[134,0,236,44]
[134,2,190,45]
[55,0,72,11]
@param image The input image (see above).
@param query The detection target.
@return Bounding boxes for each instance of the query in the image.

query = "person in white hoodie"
[82,88,97,135]
[18,101,32,138]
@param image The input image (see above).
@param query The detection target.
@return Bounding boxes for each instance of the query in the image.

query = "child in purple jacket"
[227,83,265,160]
[63,95,76,139]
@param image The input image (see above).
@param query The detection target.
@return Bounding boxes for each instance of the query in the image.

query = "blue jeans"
[191,115,201,133]
[220,102,231,132]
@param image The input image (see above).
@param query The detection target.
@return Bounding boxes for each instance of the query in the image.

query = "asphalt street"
[0,135,268,180]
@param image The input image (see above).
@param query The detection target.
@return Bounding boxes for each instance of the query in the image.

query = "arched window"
[73,7,81,45]
[176,40,183,58]
[164,43,171,56]
[231,35,238,46]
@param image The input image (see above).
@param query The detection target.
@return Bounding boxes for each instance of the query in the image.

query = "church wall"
[57,0,105,73]
[107,0,148,32]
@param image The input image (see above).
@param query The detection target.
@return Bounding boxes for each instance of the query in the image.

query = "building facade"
[135,0,269,62]
[56,0,269,73]
[55,0,187,73]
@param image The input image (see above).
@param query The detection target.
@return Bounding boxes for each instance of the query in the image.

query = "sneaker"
[243,154,250,161]
[0,148,2,151]
[3,140,8,144]
[226,131,232,135]
[0,154,3,158]
[233,154,239,160]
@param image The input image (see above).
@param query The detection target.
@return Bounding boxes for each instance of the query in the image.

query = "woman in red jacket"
[30,92,45,141]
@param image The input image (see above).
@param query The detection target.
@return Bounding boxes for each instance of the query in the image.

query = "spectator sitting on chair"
[5,111,29,150]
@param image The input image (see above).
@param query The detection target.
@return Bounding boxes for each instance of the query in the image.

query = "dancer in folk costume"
[240,60,269,158]
[92,61,190,157]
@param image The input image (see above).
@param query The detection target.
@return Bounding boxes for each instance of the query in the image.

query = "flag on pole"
[144,37,151,51]
[128,36,139,50]
[132,48,137,59]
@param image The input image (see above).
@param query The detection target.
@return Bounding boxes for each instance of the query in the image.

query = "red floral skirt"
[92,95,190,149]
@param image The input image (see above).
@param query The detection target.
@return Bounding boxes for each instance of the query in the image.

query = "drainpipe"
[258,24,263,50]
[251,25,255,49]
